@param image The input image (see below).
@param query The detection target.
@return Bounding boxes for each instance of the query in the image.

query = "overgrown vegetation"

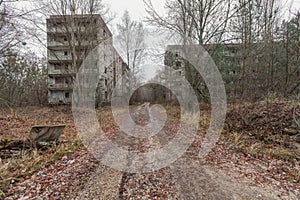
[0,106,114,198]
[0,140,82,197]
[220,100,300,183]
[0,0,299,198]
[223,100,300,161]
[0,51,48,108]
[0,101,299,197]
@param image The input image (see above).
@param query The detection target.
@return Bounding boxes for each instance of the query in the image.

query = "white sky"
[104,0,300,21]
[101,1,167,81]
[103,0,165,22]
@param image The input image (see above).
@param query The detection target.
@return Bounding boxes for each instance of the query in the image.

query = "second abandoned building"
[47,14,127,105]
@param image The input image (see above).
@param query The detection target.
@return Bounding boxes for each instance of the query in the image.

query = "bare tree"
[229,0,282,100]
[30,0,113,73]
[0,0,27,57]
[144,0,234,100]
[0,50,48,107]
[115,10,146,90]
[144,0,232,46]
[282,10,300,96]
[116,11,146,75]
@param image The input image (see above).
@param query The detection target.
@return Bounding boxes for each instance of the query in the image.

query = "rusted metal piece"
[1,125,66,158]
[29,125,65,143]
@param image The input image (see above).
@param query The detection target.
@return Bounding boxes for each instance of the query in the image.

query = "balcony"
[223,49,241,57]
[47,26,96,35]
[48,69,75,76]
[48,41,68,47]
[47,27,68,34]
[48,55,72,62]
[48,40,93,48]
[48,83,73,91]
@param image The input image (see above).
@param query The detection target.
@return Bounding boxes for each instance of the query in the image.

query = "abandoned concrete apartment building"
[47,14,127,105]
[163,44,241,100]
[165,44,241,77]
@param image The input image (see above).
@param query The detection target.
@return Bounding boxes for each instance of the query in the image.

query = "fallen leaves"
[1,101,300,199]
[224,100,300,161]
[205,142,300,197]
[5,150,98,200]
[226,100,299,138]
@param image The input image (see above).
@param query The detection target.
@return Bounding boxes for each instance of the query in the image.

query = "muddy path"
[66,104,299,200]
[6,104,300,200]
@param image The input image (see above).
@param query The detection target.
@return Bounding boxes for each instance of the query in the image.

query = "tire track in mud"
[70,103,299,200]
[115,103,297,200]
[117,103,182,199]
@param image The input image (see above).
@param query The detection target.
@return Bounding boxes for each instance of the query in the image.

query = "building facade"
[47,14,126,105]
[165,44,242,78]
[163,44,242,101]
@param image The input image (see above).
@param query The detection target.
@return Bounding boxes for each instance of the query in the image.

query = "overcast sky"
[105,0,300,21]
[103,0,164,21]
[101,1,168,81]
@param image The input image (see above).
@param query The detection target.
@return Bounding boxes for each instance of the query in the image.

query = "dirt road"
[7,104,299,199]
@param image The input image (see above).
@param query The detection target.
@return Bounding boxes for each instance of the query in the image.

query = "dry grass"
[0,102,299,197]
[0,140,82,197]
[0,106,114,198]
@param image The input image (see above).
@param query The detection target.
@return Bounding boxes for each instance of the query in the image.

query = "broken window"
[54,64,61,70]
[55,77,64,84]
[229,70,236,75]
[63,64,69,70]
